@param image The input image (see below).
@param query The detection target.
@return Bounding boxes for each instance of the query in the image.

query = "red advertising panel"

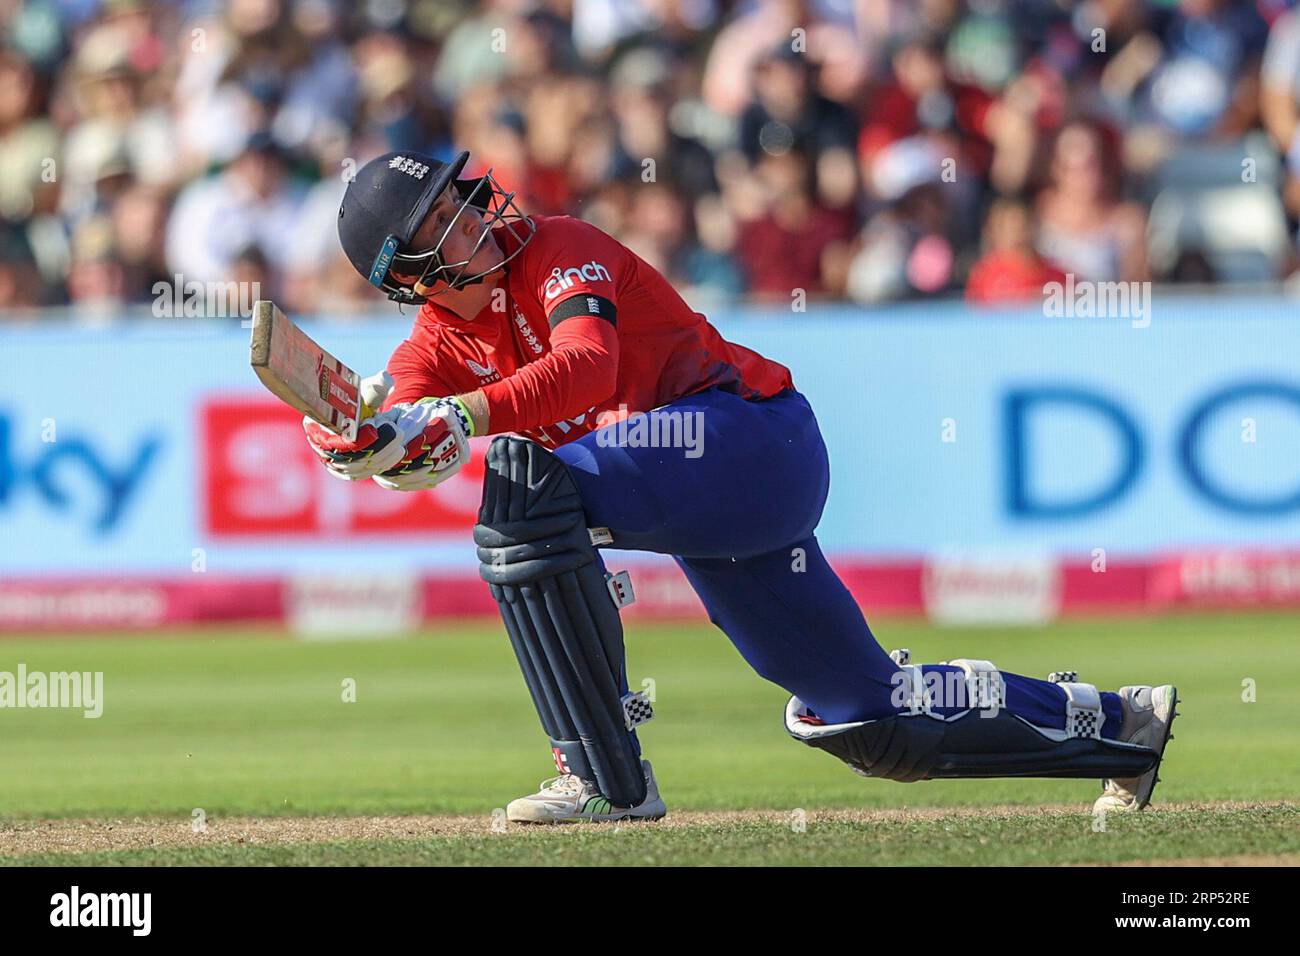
[201,397,487,537]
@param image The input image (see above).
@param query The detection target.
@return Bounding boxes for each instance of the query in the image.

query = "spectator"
[608,48,717,201]
[966,197,1067,305]
[109,181,170,302]
[66,214,126,312]
[735,150,855,301]
[858,35,995,196]
[60,11,176,207]
[1119,0,1269,174]
[1035,121,1148,283]
[165,131,306,287]
[702,0,865,118]
[1261,6,1300,218]
[0,224,43,313]
[0,50,58,223]
[846,136,962,304]
[738,44,857,167]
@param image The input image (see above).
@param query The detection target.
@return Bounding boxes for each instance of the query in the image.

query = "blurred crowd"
[4,0,1300,317]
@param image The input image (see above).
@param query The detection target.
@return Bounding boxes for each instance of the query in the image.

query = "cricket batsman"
[305,149,1178,823]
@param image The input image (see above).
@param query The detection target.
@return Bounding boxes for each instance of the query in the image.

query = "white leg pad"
[898,663,931,716]
[1059,681,1104,739]
[945,658,1007,713]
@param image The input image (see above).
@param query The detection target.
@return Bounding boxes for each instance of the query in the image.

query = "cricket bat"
[248,300,389,442]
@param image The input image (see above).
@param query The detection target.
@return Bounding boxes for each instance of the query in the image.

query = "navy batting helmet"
[337,149,534,304]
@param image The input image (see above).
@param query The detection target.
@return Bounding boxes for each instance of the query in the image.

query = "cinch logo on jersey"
[50,886,151,936]
[387,155,430,179]
[543,260,611,300]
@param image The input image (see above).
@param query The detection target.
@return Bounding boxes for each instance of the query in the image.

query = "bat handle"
[359,370,394,420]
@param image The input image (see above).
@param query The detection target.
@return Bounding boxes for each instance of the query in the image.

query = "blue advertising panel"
[2,297,1299,575]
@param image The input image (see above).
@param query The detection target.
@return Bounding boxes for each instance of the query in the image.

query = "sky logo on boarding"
[0,411,161,534]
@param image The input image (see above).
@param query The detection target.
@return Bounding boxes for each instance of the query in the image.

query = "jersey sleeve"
[528,217,624,321]
[481,317,619,433]
[479,218,626,434]
[381,338,458,411]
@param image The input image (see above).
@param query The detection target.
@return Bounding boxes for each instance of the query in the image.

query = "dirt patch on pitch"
[0,815,492,857]
[0,802,1290,860]
[1089,852,1300,867]
[0,805,1079,857]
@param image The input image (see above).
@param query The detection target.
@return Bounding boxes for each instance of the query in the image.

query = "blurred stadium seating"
[4,0,1300,315]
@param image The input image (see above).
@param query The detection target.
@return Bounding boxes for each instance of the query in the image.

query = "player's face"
[391,190,504,295]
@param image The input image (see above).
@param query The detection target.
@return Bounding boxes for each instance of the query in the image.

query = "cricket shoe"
[1093,685,1179,814]
[506,758,666,824]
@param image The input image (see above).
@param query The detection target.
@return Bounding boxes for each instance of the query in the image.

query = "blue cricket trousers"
[555,388,1122,735]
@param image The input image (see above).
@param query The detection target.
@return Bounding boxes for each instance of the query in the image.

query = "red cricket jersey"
[383,215,793,448]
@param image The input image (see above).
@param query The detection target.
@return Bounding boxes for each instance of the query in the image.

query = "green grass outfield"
[0,611,1296,865]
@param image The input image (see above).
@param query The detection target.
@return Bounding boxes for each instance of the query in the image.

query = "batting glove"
[373,396,473,489]
[303,396,473,484]
[303,406,406,480]
[372,461,459,492]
